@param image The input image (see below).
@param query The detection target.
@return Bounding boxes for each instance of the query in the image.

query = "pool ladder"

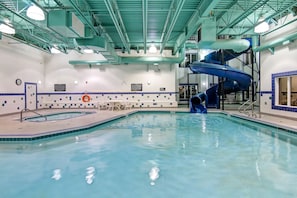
[238,100,258,118]
[20,108,47,122]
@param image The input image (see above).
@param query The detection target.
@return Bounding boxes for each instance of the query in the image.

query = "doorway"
[25,82,38,110]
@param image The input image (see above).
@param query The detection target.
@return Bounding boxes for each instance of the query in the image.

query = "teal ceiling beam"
[69,60,109,65]
[217,0,270,35]
[104,0,130,53]
[173,0,219,55]
[0,3,64,43]
[142,0,148,54]
[240,2,297,36]
[0,3,68,53]
[160,0,185,53]
[268,47,274,54]
[112,0,131,51]
[5,34,51,53]
[119,56,184,64]
[263,18,297,36]
[119,47,185,64]
[159,0,175,52]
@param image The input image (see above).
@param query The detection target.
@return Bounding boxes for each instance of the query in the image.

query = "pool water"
[1,112,297,197]
[24,111,95,122]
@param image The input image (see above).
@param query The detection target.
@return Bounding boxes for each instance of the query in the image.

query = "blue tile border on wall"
[0,93,24,96]
[38,91,178,95]
[272,70,297,112]
[259,91,272,96]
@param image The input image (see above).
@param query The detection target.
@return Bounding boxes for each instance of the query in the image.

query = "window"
[54,84,66,91]
[272,71,297,112]
[131,83,142,91]
[278,77,287,105]
[291,76,297,106]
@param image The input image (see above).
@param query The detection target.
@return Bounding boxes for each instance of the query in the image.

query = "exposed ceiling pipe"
[160,0,175,50]
[160,0,185,53]
[119,55,184,64]
[142,0,148,54]
[69,60,109,65]
[253,31,297,52]
[104,0,130,53]
[68,0,100,36]
[173,0,219,55]
[192,39,251,53]
[69,48,185,65]
[193,17,250,53]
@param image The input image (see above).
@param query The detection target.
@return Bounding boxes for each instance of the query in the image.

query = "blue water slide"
[190,92,208,113]
[205,84,219,108]
[189,46,252,109]
[190,62,252,90]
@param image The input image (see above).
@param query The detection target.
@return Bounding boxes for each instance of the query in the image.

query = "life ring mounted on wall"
[82,94,91,102]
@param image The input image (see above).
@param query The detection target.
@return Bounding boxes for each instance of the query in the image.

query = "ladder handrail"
[238,99,251,112]
[20,108,47,122]
[243,100,257,111]
[238,100,258,117]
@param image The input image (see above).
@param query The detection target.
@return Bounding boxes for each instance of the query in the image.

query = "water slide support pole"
[251,49,255,102]
[220,49,225,110]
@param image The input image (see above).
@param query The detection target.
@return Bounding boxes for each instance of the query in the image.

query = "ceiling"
[0,0,297,64]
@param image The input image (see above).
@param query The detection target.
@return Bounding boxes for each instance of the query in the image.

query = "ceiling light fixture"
[26,4,45,21]
[83,49,94,54]
[50,47,61,54]
[0,23,15,34]
[254,17,269,33]
[149,44,157,53]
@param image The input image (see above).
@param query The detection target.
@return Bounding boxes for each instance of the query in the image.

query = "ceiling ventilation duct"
[75,36,106,52]
[197,18,250,53]
[48,10,85,37]
[70,36,116,65]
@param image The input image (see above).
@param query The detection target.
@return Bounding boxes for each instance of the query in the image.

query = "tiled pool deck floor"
[0,108,297,139]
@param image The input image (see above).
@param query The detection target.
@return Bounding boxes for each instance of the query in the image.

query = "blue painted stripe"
[260,91,272,94]
[38,92,178,95]
[1,92,178,96]
[0,93,24,96]
[272,105,297,112]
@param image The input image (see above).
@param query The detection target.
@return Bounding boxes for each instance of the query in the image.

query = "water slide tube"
[190,62,252,90]
[190,92,208,113]
[189,48,252,109]
[189,39,252,110]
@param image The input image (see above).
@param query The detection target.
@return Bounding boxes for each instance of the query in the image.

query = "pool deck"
[0,108,297,139]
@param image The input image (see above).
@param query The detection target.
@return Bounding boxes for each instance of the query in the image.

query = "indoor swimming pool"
[0,112,297,197]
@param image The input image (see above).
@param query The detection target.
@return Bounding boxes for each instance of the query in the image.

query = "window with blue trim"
[273,71,297,111]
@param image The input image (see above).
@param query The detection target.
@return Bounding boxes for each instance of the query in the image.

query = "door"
[25,82,37,110]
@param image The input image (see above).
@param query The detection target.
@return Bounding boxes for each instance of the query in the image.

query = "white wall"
[0,37,45,92]
[42,51,178,109]
[0,37,178,115]
[0,37,45,114]
[43,51,176,93]
[260,14,297,117]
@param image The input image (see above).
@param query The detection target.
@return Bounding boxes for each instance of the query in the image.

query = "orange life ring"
[82,94,91,102]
